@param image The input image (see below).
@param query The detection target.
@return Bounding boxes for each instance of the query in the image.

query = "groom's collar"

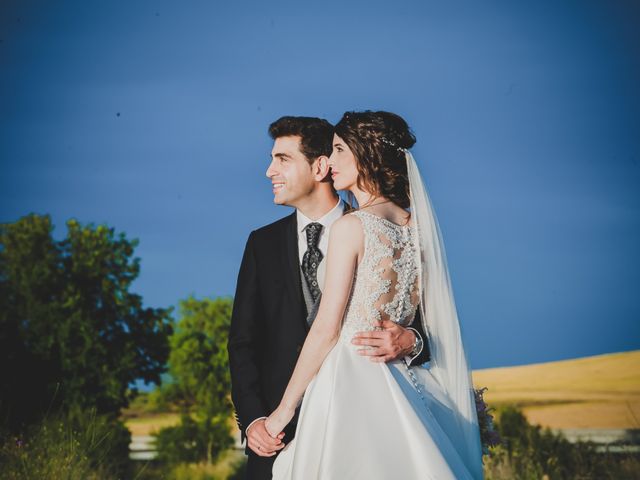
[296,198,345,234]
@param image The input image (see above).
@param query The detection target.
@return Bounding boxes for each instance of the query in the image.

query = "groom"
[228,116,431,479]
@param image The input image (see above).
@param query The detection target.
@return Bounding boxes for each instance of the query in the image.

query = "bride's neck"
[295,188,339,220]
[351,188,382,209]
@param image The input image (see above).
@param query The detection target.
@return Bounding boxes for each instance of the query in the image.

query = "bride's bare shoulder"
[334,211,364,231]
[328,213,364,252]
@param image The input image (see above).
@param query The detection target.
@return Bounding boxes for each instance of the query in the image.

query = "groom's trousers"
[246,450,276,479]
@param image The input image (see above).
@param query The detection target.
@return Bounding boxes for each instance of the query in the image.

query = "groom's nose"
[266,159,277,178]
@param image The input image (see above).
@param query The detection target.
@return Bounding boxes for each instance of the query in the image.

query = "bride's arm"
[264,214,362,437]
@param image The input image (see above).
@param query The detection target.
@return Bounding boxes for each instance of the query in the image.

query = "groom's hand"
[246,419,285,457]
[351,320,415,363]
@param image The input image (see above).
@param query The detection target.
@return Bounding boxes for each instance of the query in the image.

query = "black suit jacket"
[228,211,431,447]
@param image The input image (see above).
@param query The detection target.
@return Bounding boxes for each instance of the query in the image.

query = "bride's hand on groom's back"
[246,419,285,457]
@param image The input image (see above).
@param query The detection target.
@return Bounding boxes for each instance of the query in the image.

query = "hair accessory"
[381,137,407,152]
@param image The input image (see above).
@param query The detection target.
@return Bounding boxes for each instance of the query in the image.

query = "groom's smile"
[266,135,318,208]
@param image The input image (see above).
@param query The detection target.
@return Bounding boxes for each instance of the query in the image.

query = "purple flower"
[474,387,501,456]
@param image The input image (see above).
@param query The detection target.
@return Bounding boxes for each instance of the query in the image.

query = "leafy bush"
[155,414,233,466]
[126,388,177,417]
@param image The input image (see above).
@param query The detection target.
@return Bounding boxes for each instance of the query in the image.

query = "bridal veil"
[406,150,484,479]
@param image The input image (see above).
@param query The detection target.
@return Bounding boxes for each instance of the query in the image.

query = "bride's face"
[266,135,318,207]
[328,134,358,191]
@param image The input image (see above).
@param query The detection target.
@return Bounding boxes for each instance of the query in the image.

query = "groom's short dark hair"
[269,116,334,164]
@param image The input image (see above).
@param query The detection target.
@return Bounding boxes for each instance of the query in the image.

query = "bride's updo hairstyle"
[334,111,416,209]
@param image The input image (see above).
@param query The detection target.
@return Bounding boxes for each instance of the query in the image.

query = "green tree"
[156,296,234,465]
[0,214,173,431]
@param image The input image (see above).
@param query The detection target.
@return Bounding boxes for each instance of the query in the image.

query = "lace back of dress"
[341,211,421,341]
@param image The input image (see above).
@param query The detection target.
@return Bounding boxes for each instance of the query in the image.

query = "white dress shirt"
[296,198,345,291]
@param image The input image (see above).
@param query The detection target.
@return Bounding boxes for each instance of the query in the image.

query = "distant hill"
[472,350,640,429]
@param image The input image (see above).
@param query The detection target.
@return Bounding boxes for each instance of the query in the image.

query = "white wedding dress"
[272,210,482,479]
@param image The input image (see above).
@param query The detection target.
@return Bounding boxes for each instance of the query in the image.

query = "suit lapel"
[283,212,309,331]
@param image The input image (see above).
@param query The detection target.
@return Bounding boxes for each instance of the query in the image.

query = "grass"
[472,350,640,429]
[0,410,130,480]
[168,449,246,480]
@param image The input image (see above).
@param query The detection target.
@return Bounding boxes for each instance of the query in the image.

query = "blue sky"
[1,0,639,369]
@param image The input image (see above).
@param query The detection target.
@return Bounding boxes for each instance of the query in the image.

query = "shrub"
[0,408,131,480]
[483,405,640,479]
[155,414,233,466]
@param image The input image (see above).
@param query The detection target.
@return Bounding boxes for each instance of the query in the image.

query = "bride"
[265,111,484,479]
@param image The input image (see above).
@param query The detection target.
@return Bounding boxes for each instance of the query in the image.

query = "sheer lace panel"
[340,210,421,343]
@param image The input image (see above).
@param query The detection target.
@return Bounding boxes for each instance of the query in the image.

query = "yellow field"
[472,350,640,429]
[125,413,180,436]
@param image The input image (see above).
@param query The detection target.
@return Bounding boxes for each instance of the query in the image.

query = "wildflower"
[474,387,501,456]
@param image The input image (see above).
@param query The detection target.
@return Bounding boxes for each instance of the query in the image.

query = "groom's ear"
[313,155,331,182]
